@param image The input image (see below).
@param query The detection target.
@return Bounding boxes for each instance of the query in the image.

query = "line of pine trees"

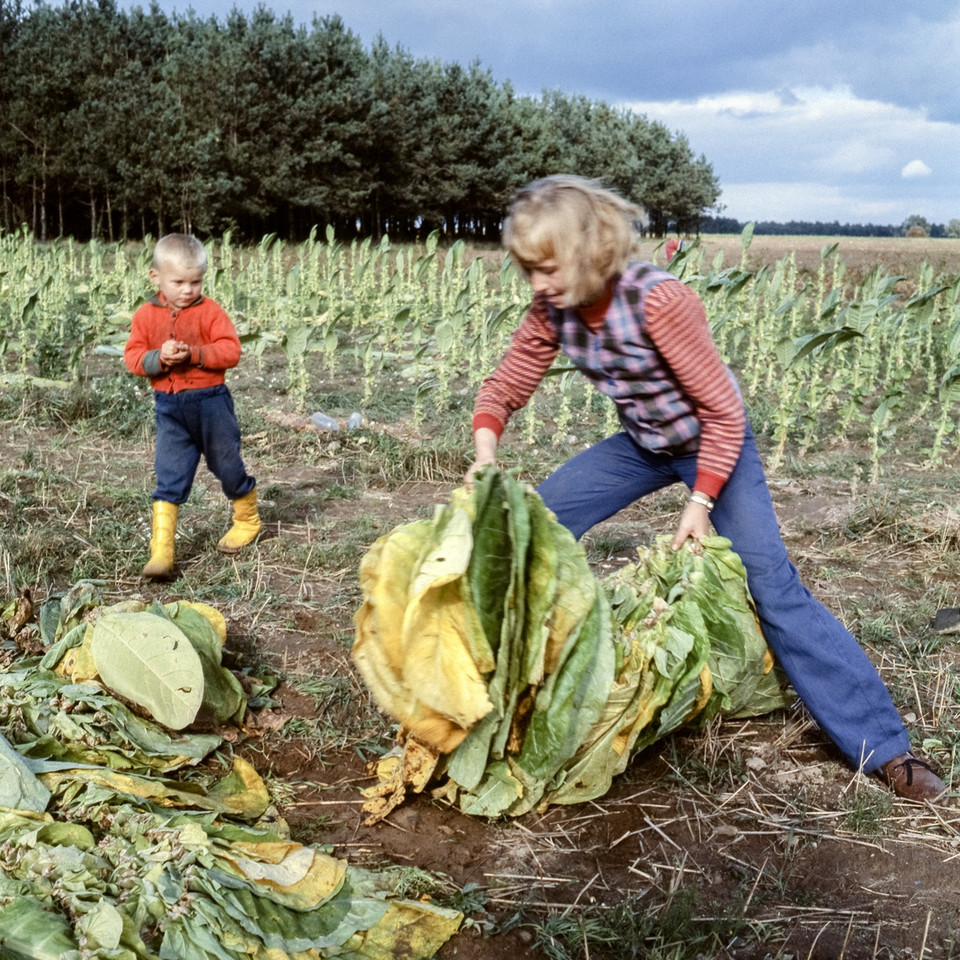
[0,0,721,243]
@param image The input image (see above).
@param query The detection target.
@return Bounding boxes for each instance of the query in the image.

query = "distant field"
[646,233,960,283]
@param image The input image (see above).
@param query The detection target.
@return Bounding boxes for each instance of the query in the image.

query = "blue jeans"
[152,385,255,505]
[536,426,909,773]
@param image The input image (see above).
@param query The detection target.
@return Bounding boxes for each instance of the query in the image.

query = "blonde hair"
[152,233,207,273]
[503,175,642,305]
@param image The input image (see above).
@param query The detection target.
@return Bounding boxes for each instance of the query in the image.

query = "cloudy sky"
[148,0,960,226]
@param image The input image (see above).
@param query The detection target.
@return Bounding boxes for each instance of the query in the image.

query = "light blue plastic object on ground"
[347,412,362,430]
[311,412,340,432]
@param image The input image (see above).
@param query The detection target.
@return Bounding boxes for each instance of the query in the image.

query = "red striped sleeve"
[645,280,745,498]
[472,294,560,437]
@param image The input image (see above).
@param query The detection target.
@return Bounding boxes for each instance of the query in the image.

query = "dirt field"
[4,234,960,959]
[661,232,960,284]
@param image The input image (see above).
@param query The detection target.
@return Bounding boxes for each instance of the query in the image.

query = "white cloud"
[621,86,960,224]
[718,181,909,224]
[901,160,932,179]
[822,141,894,176]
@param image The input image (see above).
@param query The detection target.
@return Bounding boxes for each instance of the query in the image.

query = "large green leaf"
[162,602,246,724]
[466,469,513,664]
[519,494,560,686]
[457,761,523,817]
[91,612,204,730]
[0,731,50,812]
[0,897,78,959]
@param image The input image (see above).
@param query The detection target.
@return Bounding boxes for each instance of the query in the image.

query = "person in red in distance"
[124,233,261,580]
[465,175,947,803]
[664,220,684,261]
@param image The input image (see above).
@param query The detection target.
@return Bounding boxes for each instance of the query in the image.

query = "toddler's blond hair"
[153,233,207,273]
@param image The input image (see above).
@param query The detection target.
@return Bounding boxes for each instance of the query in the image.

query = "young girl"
[467,175,945,803]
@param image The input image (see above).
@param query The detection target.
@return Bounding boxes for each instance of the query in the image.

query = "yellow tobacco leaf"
[230,839,303,864]
[53,624,98,681]
[356,521,432,675]
[684,665,713,724]
[355,510,491,748]
[400,579,492,734]
[403,707,471,754]
[763,647,775,674]
[39,756,268,818]
[361,739,440,825]
[542,536,598,675]
[337,899,463,960]
[223,846,348,910]
[206,756,271,819]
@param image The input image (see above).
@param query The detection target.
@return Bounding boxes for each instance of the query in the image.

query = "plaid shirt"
[474,262,745,498]
[554,262,702,455]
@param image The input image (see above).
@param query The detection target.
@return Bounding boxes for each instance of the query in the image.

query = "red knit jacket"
[124,294,242,393]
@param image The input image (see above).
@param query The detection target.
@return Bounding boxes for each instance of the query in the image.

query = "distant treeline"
[699,215,955,239]
[0,0,720,243]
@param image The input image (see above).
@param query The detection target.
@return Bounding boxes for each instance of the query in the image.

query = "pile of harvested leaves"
[354,470,791,821]
[0,582,462,959]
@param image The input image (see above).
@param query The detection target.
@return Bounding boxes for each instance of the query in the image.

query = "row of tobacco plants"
[2,224,960,480]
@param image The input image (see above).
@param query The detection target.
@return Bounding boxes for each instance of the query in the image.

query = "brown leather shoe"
[878,752,947,802]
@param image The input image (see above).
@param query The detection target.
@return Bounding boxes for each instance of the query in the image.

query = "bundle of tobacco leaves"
[0,583,462,960]
[353,470,790,821]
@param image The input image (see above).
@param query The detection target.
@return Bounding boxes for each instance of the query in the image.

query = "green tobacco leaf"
[162,602,246,724]
[35,820,96,849]
[647,608,711,738]
[515,587,614,780]
[467,469,513,664]
[487,476,533,762]
[91,612,204,730]
[0,731,51,812]
[191,870,392,953]
[544,632,666,806]
[0,897,77,959]
[76,901,124,951]
[38,621,88,670]
[38,596,64,648]
[445,710,499,792]
[458,761,523,817]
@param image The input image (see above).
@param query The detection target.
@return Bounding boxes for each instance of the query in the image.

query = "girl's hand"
[464,455,497,486]
[465,426,499,486]
[671,499,711,550]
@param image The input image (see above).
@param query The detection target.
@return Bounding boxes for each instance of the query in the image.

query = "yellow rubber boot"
[218,487,261,554]
[142,501,178,580]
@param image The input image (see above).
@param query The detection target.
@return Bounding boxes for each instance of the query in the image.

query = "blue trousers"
[536,427,909,773]
[152,385,255,505]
